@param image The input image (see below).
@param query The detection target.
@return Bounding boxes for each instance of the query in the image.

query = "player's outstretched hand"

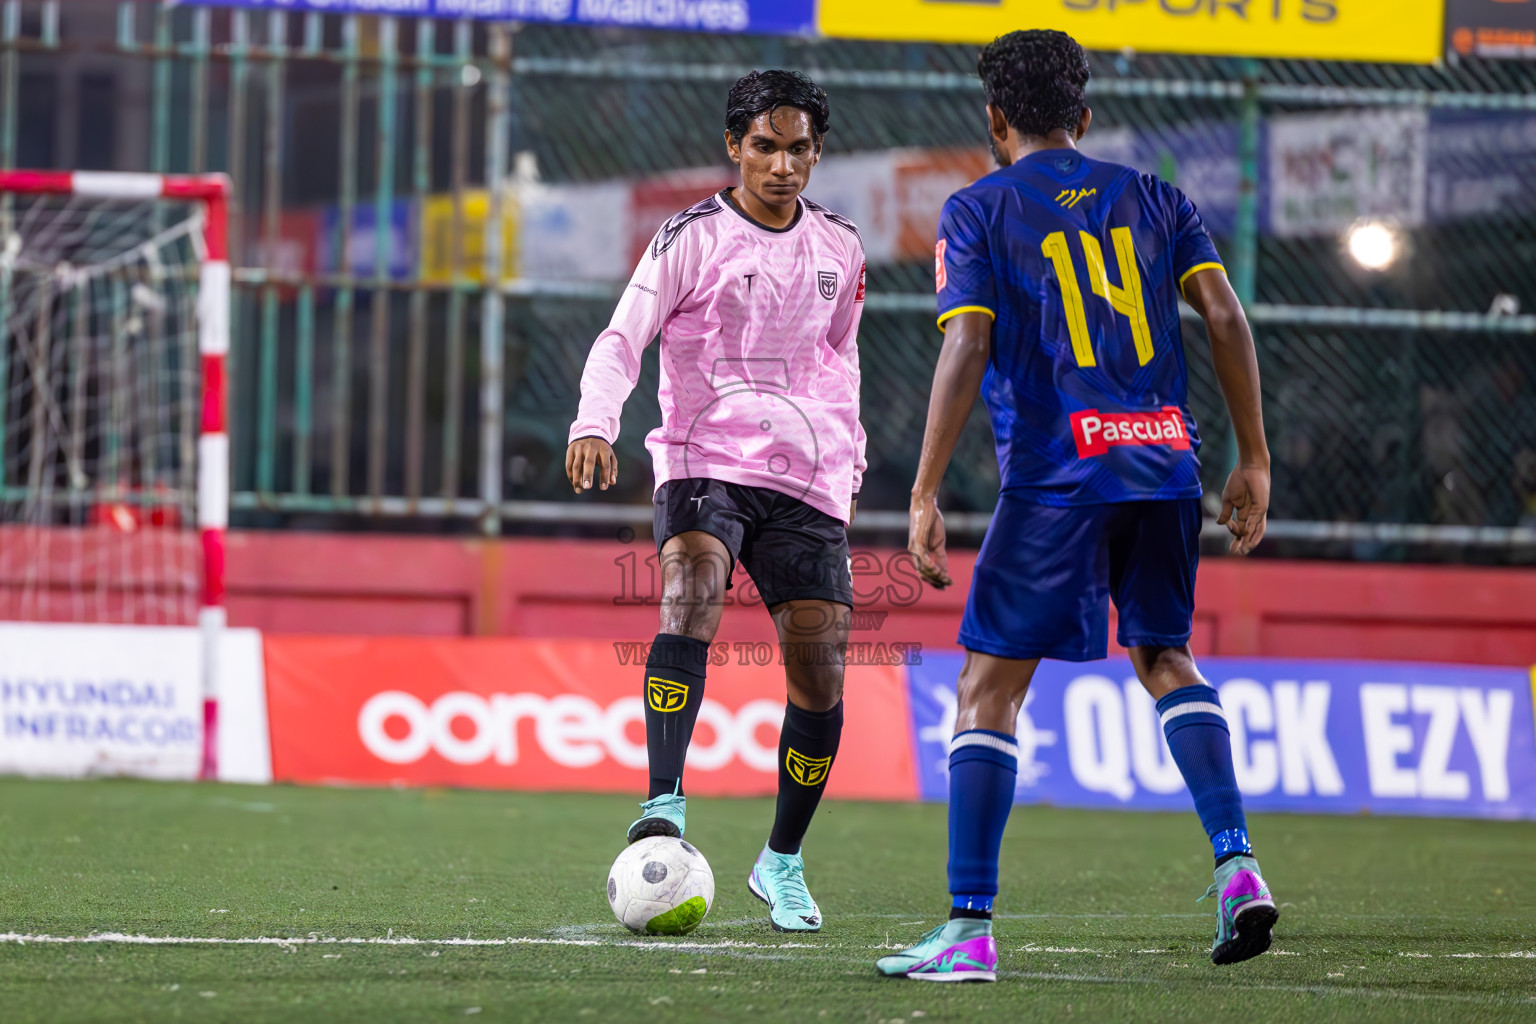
[566,437,617,494]
[908,494,952,589]
[1218,464,1270,556]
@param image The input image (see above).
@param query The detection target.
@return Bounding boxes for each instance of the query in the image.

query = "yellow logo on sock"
[647,677,690,713]
[785,747,833,787]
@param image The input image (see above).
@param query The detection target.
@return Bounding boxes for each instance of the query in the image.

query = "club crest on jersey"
[785,747,833,787]
[647,677,690,713]
[818,271,838,301]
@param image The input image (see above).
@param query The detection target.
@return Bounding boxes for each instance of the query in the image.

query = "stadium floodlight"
[1344,220,1402,271]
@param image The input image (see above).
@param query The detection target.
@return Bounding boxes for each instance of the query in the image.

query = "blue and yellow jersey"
[937,148,1224,505]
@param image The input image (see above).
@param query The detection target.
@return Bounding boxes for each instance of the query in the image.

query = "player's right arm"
[566,225,687,493]
[909,196,996,589]
[910,311,991,589]
[1184,267,1269,556]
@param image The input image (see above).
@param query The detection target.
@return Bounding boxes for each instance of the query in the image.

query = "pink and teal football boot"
[1205,854,1279,965]
[875,919,998,982]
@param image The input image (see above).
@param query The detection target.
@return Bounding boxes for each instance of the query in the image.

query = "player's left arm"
[1185,269,1269,556]
[829,245,868,524]
[910,195,995,589]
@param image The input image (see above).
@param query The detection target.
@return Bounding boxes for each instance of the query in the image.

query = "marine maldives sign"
[908,655,1536,820]
[184,0,817,35]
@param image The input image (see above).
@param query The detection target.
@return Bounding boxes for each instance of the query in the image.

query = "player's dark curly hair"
[725,70,831,144]
[978,30,1091,139]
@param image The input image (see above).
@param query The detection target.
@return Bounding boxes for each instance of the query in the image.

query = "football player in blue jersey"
[876,30,1276,983]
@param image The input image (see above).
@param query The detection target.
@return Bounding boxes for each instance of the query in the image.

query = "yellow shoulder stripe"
[936,305,997,332]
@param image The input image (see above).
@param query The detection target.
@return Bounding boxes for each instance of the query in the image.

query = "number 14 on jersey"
[1041,227,1155,369]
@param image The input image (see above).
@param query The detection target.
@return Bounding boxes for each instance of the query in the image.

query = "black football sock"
[767,699,844,855]
[644,633,710,800]
[949,906,994,922]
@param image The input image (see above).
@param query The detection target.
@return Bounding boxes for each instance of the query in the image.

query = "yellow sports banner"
[419,189,517,285]
[819,0,1445,64]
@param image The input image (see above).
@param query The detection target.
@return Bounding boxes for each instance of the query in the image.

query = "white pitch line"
[6,933,1532,962]
[1444,952,1536,959]
[1013,945,1536,960]
[4,932,1534,1006]
[1009,971,1536,1007]
[0,933,822,951]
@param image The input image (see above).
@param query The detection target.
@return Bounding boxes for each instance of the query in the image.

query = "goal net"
[0,171,229,779]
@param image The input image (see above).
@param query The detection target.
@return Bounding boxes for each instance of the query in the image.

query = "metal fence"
[2,2,1535,560]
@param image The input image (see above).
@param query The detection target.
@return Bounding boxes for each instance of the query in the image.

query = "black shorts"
[653,478,853,608]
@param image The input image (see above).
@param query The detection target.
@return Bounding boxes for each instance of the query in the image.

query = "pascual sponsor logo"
[358,690,782,771]
[1069,407,1191,460]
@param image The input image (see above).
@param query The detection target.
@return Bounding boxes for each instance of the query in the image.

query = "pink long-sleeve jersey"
[568,189,868,524]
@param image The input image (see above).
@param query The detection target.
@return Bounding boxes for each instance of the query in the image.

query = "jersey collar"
[718,188,805,234]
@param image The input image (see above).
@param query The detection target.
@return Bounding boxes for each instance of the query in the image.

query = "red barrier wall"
[226,532,1536,666]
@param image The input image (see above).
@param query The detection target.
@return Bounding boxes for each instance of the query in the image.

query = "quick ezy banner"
[908,655,1536,820]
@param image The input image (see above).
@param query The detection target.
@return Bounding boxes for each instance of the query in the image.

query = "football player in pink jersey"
[566,71,868,933]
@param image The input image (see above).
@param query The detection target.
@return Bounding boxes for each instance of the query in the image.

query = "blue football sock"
[1157,684,1250,861]
[947,729,1018,914]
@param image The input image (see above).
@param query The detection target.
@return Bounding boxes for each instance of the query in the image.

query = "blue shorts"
[958,496,1201,662]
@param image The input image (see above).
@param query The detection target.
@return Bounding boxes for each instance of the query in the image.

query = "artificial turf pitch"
[0,779,1532,1022]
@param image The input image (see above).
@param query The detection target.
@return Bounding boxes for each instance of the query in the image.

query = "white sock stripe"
[1159,701,1226,728]
[949,732,1019,757]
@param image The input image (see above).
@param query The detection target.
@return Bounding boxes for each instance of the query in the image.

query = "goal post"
[0,170,230,781]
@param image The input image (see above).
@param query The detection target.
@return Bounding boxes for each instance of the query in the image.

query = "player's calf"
[875,723,1018,982]
[626,632,709,844]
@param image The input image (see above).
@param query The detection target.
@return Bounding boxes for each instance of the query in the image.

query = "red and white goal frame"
[0,170,230,780]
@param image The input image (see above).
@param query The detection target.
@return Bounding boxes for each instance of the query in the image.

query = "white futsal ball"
[606,836,715,935]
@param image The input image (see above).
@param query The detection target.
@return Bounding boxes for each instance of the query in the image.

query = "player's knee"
[954,656,1036,722]
[1133,644,1203,698]
[955,670,1019,713]
[658,598,722,642]
[775,601,849,642]
[789,668,844,712]
[658,573,726,642]
[661,550,729,609]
